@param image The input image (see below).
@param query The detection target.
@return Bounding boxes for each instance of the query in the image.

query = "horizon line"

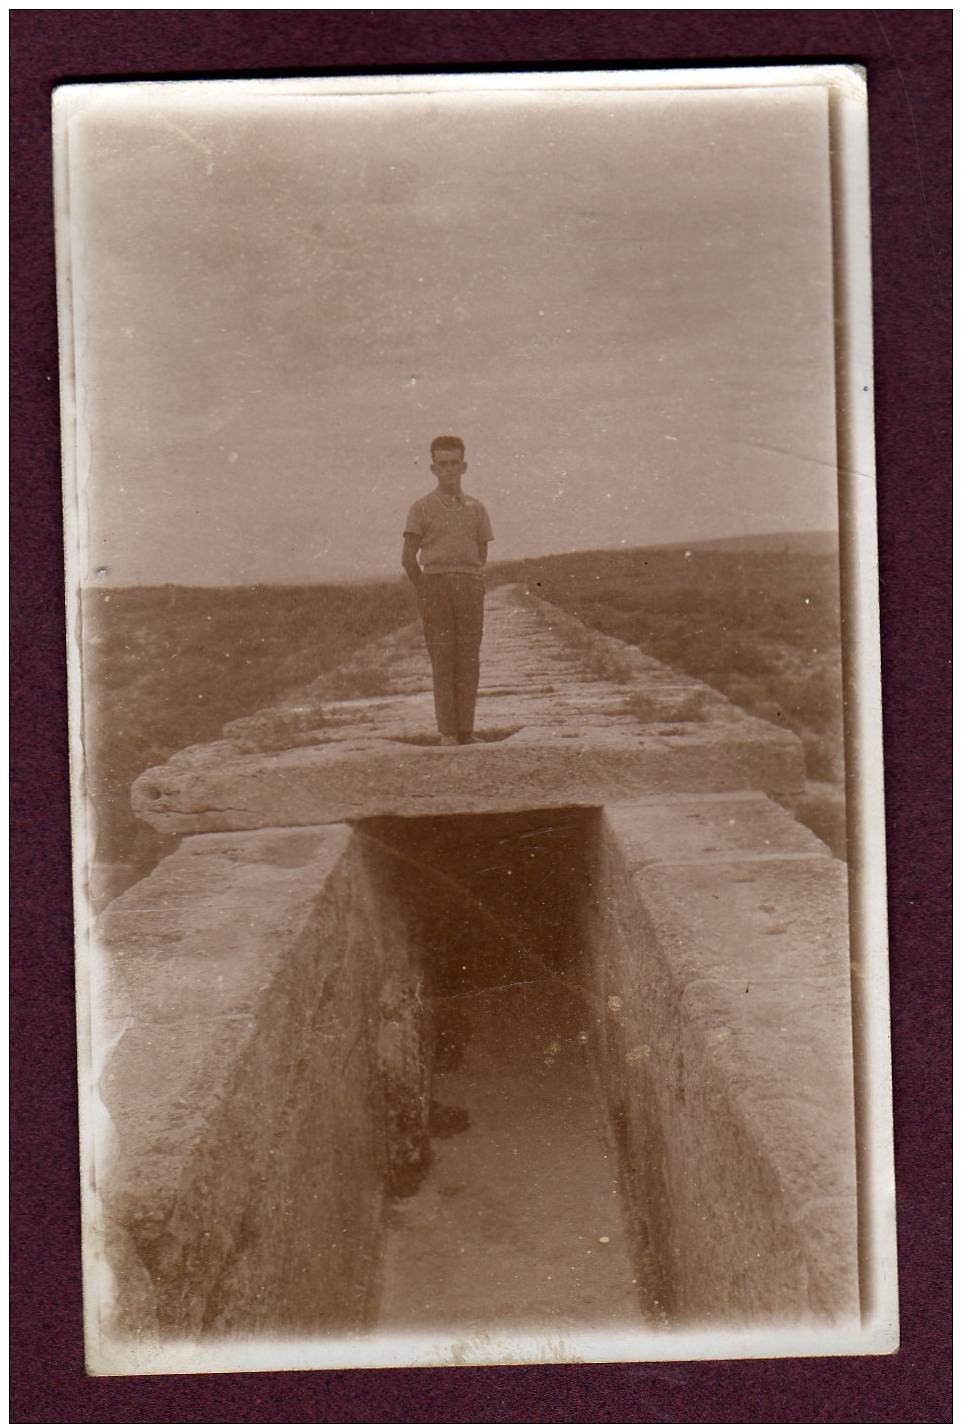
[78,529,840,592]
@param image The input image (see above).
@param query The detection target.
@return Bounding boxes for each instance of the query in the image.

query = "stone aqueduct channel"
[94,585,859,1343]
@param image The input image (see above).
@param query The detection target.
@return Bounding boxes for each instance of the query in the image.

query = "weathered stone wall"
[94,824,429,1340]
[581,792,859,1325]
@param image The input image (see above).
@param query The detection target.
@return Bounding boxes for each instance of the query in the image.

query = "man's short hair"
[431,435,465,459]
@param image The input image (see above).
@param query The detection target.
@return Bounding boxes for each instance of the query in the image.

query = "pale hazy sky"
[64,81,839,585]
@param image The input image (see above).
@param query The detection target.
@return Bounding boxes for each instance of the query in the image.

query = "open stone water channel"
[359,809,648,1332]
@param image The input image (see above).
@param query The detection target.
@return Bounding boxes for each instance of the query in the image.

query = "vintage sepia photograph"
[54,67,897,1374]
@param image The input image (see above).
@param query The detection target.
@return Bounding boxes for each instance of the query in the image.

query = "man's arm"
[477,504,493,567]
[402,532,422,586]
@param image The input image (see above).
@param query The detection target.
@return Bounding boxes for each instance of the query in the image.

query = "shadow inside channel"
[358,808,647,1333]
[362,806,594,1061]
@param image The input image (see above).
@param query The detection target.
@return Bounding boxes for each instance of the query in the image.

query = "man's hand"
[402,532,422,586]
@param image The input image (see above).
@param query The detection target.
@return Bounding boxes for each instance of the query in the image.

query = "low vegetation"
[80,580,416,878]
[490,534,845,784]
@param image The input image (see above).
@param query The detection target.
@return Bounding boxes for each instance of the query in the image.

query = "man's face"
[431,446,466,492]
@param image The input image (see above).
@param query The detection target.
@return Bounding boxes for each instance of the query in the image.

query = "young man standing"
[402,436,494,746]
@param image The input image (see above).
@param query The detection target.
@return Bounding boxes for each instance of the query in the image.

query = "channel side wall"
[585,792,859,1324]
[93,825,429,1341]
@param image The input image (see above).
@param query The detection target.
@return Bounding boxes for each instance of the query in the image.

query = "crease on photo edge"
[52,85,117,1377]
[827,65,900,1355]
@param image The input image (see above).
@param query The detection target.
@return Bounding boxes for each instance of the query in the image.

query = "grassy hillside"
[80,533,845,896]
[80,580,418,885]
[489,537,844,782]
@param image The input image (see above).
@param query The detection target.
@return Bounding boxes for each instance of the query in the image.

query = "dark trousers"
[418,573,485,738]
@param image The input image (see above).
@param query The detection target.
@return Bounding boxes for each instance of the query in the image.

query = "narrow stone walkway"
[214,584,734,752]
[375,976,644,1334]
[133,582,803,835]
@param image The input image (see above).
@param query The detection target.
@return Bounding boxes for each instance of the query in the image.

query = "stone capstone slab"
[93,825,429,1339]
[131,729,805,834]
[130,587,804,834]
[581,794,858,1324]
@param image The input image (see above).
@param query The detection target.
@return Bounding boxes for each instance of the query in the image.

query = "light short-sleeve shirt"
[404,489,494,574]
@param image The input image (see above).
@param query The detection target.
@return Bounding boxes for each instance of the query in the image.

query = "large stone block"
[92,825,429,1342]
[582,794,858,1325]
[130,723,803,836]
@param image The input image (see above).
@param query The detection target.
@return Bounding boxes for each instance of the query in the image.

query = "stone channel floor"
[375,975,645,1334]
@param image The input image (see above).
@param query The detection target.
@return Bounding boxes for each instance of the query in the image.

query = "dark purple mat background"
[10,11,950,1423]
